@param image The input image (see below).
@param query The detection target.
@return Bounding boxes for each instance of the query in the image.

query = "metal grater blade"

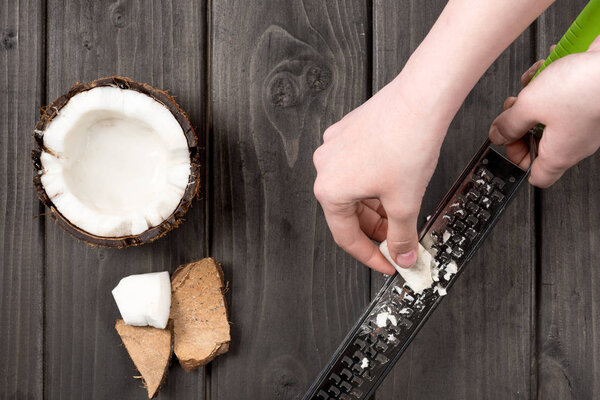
[303,136,536,400]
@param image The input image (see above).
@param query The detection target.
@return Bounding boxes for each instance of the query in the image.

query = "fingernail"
[489,125,506,145]
[396,250,417,269]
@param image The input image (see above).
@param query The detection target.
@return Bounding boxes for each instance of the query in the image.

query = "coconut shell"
[170,258,230,371]
[115,319,173,399]
[32,76,201,247]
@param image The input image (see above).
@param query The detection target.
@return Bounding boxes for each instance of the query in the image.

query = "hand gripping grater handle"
[303,136,536,400]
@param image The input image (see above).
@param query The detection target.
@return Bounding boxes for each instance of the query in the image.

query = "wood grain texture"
[4,1,598,399]
[209,1,371,398]
[371,1,536,399]
[536,1,600,398]
[0,1,45,399]
[45,1,206,399]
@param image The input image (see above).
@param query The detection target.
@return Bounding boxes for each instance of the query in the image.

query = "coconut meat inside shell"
[40,86,191,237]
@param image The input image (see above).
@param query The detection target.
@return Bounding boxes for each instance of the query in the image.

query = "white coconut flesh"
[40,86,191,237]
[379,241,434,294]
[112,271,171,329]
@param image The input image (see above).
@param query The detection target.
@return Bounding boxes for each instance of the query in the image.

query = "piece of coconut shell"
[170,258,230,371]
[32,76,201,248]
[115,319,173,399]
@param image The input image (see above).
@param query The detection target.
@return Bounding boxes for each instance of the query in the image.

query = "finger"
[528,130,568,188]
[503,96,517,111]
[529,155,566,188]
[356,202,388,242]
[322,206,396,275]
[380,201,419,269]
[588,34,600,52]
[489,95,538,145]
[549,44,556,53]
[521,59,544,87]
[362,198,387,218]
[506,140,531,170]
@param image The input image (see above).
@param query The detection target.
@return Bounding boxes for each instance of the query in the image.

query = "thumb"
[489,91,539,145]
[528,128,569,188]
[382,203,419,269]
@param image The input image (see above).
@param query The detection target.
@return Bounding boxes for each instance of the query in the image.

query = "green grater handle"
[534,0,600,78]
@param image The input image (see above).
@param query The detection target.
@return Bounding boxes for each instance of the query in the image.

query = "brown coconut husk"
[115,319,173,399]
[32,76,201,247]
[170,258,230,371]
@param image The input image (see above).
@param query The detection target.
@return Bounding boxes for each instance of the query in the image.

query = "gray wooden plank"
[371,1,536,398]
[45,1,206,399]
[209,1,371,398]
[536,1,600,398]
[0,1,44,399]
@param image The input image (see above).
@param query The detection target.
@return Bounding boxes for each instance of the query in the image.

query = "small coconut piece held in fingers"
[32,77,201,247]
[170,258,230,371]
[115,319,173,399]
[380,241,434,294]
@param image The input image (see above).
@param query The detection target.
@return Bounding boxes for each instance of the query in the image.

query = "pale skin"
[490,36,600,185]
[314,0,600,275]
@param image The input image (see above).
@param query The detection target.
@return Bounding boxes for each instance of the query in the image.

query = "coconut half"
[32,77,200,247]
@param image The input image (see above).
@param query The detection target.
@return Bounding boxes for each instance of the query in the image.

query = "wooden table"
[1,1,599,399]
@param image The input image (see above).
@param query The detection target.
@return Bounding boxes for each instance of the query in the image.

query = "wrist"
[386,0,554,136]
[390,70,461,127]
[385,70,457,140]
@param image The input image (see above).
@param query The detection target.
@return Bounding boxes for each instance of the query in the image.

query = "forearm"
[394,0,555,128]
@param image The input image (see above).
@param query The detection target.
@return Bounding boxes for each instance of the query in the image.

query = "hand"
[313,78,450,274]
[489,36,600,187]
[313,0,554,275]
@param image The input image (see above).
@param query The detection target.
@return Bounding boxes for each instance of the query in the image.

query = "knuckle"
[387,240,417,258]
[322,126,339,142]
[312,146,326,169]
[385,204,418,222]
[388,237,414,247]
[313,178,331,203]
[529,173,553,189]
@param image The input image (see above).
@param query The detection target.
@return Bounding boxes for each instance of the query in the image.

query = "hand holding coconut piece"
[379,241,434,294]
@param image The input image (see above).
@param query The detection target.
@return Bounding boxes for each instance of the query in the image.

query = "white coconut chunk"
[442,230,451,243]
[112,271,171,329]
[40,86,190,237]
[434,285,448,296]
[444,260,458,281]
[379,241,434,294]
[376,312,389,328]
[375,311,398,328]
[446,260,458,274]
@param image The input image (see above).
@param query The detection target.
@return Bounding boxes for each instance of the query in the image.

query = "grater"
[302,137,534,400]
[303,2,600,398]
